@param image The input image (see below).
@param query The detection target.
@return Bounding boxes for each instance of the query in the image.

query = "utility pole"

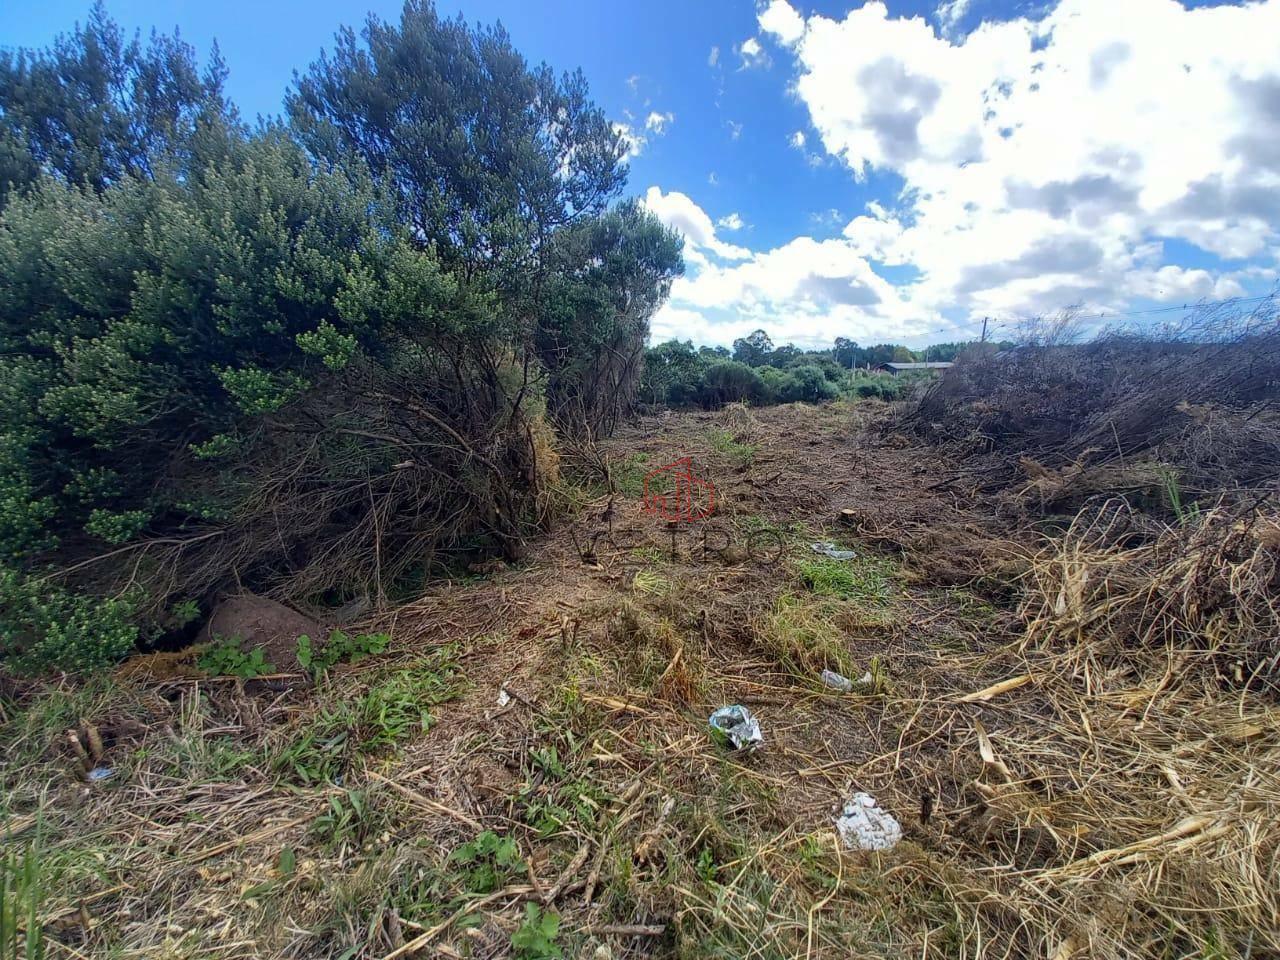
[979,317,989,344]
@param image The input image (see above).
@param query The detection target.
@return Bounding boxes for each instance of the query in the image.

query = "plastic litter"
[809,541,856,561]
[496,688,512,708]
[821,669,876,692]
[821,669,853,692]
[708,705,763,752]
[87,766,114,782]
[834,793,902,851]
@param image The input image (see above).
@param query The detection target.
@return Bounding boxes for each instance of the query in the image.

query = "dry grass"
[2,402,1277,959]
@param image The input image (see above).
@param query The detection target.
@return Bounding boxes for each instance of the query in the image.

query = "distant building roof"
[876,361,954,372]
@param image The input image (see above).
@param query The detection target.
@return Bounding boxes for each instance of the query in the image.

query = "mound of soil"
[201,594,323,673]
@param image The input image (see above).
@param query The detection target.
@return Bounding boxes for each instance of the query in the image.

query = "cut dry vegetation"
[2,392,1277,959]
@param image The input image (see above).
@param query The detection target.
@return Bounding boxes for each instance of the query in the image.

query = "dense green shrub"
[849,373,907,400]
[778,364,839,403]
[0,3,681,674]
[699,361,771,407]
[0,128,395,564]
[0,569,138,674]
[641,329,989,411]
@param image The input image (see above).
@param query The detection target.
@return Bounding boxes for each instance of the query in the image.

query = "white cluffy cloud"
[934,0,973,40]
[643,188,934,347]
[644,187,752,263]
[737,36,770,69]
[758,0,805,46]
[754,0,1280,321]
[641,0,1278,348]
[613,108,676,159]
[645,111,674,135]
[612,122,646,159]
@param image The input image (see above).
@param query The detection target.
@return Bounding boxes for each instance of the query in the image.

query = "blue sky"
[4,0,1279,347]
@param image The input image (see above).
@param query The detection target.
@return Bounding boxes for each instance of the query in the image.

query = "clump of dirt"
[201,593,323,672]
[718,401,760,442]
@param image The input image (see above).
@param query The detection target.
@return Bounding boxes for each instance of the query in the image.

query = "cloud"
[614,108,676,158]
[789,130,806,149]
[708,45,720,67]
[643,187,752,261]
[759,0,805,46]
[934,0,973,40]
[645,111,674,134]
[737,36,770,69]
[726,120,744,140]
[652,0,1280,348]
[646,189,944,348]
[843,212,904,259]
[612,122,646,159]
[810,208,844,229]
[761,0,1280,319]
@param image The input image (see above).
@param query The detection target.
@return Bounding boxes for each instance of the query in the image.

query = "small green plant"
[863,654,892,695]
[295,630,390,680]
[198,638,276,678]
[311,788,377,850]
[1159,467,1201,525]
[609,452,651,498]
[167,734,259,780]
[629,545,666,565]
[349,670,438,752]
[510,903,562,959]
[1,842,44,960]
[169,599,201,628]
[451,831,523,894]
[756,594,857,677]
[630,568,671,596]
[794,554,894,603]
[711,429,758,464]
[516,746,609,838]
[273,653,460,784]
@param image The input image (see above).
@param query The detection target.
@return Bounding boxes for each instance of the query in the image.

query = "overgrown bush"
[847,372,906,401]
[0,3,681,673]
[640,343,855,409]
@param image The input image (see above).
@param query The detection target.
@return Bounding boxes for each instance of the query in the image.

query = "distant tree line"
[640,328,1011,408]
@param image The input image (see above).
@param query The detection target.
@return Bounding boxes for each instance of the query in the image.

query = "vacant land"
[2,400,1276,959]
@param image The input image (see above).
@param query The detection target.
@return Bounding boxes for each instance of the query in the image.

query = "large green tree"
[287,1,626,276]
[0,3,229,200]
[287,1,679,435]
[0,2,683,674]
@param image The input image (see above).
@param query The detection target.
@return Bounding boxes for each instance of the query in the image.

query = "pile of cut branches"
[905,299,1280,515]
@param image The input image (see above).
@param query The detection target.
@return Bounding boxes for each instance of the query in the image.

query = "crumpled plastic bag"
[810,541,856,561]
[821,669,853,692]
[834,793,902,851]
[821,669,875,692]
[708,705,764,752]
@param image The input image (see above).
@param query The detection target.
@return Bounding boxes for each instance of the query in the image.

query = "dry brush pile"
[867,305,1280,958]
[900,302,1280,679]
